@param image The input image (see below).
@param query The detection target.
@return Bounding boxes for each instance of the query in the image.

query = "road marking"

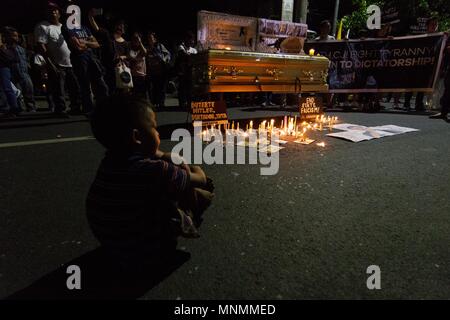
[0,136,95,148]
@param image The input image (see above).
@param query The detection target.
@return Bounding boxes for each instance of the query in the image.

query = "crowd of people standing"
[0,2,198,118]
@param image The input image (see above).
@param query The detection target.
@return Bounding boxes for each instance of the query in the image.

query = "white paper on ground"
[327,130,376,142]
[370,125,419,134]
[364,128,383,138]
[329,123,419,142]
[332,123,369,131]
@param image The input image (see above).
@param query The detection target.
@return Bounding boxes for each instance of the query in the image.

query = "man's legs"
[430,72,449,120]
[404,92,412,111]
[151,75,166,107]
[415,92,425,111]
[0,67,21,114]
[178,77,187,109]
[88,58,109,109]
[48,66,67,114]
[73,57,94,114]
[158,73,168,107]
[64,67,81,113]
[440,72,450,117]
[185,77,193,110]
[17,73,36,111]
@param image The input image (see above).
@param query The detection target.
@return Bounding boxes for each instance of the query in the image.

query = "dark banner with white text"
[304,33,447,93]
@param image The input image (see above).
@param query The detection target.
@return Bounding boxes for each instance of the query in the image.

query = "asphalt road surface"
[1,108,449,299]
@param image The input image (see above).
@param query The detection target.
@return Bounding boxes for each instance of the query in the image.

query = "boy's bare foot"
[191,188,214,227]
[178,209,200,239]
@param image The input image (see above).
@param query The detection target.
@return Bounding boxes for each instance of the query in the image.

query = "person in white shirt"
[128,32,147,96]
[315,20,336,42]
[34,2,80,116]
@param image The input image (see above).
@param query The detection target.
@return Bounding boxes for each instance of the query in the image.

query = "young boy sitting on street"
[87,93,214,270]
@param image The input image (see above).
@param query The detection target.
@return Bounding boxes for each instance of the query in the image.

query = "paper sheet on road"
[332,124,369,131]
[327,123,419,142]
[370,125,420,134]
[328,123,419,142]
[327,130,376,142]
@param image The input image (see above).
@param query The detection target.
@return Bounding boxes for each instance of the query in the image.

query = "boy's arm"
[155,150,207,188]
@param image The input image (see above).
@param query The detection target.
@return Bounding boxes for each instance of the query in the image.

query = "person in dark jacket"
[146,31,171,108]
[4,27,37,112]
[0,29,21,117]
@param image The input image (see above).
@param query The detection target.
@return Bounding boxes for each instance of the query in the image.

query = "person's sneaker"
[269,101,276,106]
[429,112,445,119]
[261,102,267,107]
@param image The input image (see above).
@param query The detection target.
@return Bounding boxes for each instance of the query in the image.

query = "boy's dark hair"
[91,93,153,151]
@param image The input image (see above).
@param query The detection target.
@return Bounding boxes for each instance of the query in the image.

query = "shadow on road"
[6,247,191,300]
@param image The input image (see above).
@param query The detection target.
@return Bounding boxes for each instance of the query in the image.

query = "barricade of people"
[0,2,197,118]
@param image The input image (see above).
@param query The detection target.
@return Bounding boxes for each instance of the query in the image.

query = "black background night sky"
[0,0,353,45]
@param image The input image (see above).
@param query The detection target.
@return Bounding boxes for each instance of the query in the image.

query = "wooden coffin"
[192,49,330,94]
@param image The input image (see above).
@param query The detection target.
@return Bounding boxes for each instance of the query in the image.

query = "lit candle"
[249,120,253,130]
[309,48,315,56]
